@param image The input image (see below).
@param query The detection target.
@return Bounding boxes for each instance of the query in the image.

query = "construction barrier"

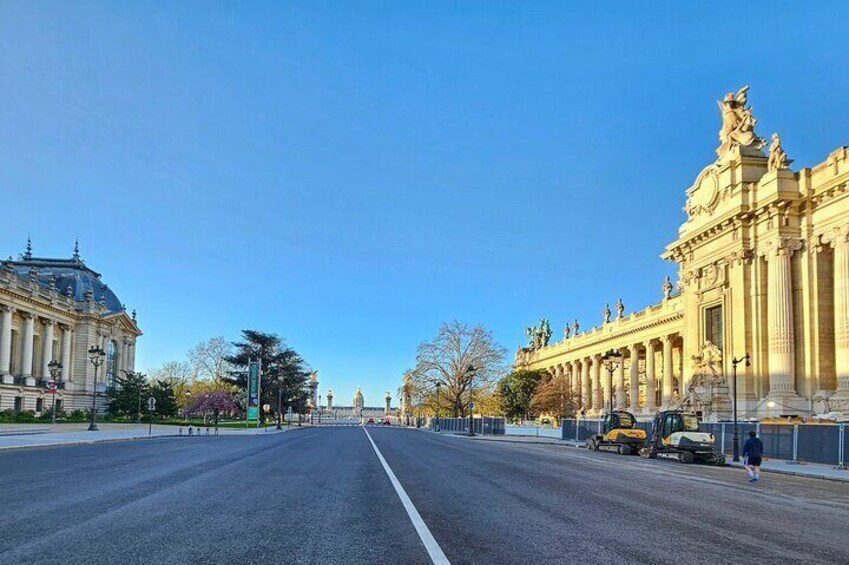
[559,418,847,467]
[430,416,505,435]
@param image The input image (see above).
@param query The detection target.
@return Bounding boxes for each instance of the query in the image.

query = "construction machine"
[639,409,724,465]
[585,410,646,455]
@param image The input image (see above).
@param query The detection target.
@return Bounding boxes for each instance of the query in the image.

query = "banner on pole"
[247,361,261,422]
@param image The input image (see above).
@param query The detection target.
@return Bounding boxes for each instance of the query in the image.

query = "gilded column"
[581,358,590,411]
[0,306,13,383]
[826,226,849,405]
[615,355,625,410]
[662,335,674,407]
[61,326,72,382]
[762,237,803,400]
[629,346,640,410]
[645,340,656,411]
[20,313,35,383]
[40,319,54,382]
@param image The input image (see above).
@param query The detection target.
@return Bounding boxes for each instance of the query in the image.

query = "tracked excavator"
[585,410,646,455]
[639,409,724,465]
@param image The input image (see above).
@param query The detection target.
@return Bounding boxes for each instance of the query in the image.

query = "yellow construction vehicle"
[639,409,724,465]
[585,410,646,455]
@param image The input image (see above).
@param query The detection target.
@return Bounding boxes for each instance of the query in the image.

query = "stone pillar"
[20,313,35,385]
[763,237,804,405]
[61,326,72,382]
[0,306,13,384]
[662,335,674,407]
[615,356,625,410]
[570,360,579,397]
[827,226,849,406]
[40,319,54,383]
[591,355,602,411]
[581,358,590,412]
[629,346,640,410]
[645,340,657,411]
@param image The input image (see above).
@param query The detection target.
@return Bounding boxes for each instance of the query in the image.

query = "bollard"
[838,425,846,470]
[188,426,193,436]
[179,427,183,436]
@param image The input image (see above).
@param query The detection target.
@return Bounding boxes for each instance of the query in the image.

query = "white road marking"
[363,427,450,565]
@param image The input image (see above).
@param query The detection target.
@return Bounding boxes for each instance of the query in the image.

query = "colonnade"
[0,305,72,385]
[547,334,681,416]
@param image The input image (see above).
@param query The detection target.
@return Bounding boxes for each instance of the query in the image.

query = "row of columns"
[0,305,72,384]
[550,334,680,414]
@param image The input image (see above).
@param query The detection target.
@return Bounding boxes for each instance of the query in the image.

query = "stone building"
[516,87,848,420]
[0,241,142,415]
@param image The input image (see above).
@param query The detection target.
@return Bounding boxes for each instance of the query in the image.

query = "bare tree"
[148,360,194,384]
[529,372,579,420]
[410,321,507,417]
[189,336,234,383]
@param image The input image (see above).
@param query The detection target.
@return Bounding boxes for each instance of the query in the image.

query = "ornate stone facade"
[516,88,849,419]
[0,242,142,414]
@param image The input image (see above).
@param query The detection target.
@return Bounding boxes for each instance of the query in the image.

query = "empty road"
[1,426,847,565]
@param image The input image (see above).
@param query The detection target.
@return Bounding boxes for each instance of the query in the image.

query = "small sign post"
[147,397,156,436]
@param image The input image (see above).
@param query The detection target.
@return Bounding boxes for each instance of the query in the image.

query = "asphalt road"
[1,426,847,565]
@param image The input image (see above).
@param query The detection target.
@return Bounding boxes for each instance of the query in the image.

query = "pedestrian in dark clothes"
[742,430,764,482]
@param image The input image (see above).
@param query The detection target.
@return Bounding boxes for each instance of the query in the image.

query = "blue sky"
[2,2,848,405]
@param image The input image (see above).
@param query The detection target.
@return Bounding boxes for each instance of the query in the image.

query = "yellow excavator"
[585,410,646,455]
[639,409,724,465]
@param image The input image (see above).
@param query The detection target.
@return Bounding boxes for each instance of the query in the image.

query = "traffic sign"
[467,402,475,409]
[147,397,156,411]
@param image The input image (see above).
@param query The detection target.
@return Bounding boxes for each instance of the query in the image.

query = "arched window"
[106,340,119,389]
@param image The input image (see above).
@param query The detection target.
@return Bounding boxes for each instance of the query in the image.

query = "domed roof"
[6,253,124,314]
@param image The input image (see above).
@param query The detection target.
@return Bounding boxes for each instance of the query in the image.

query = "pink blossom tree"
[186,390,239,426]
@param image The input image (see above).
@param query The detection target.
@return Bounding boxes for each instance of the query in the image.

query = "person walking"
[742,430,764,482]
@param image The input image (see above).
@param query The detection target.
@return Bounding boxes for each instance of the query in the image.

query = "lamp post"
[731,353,751,462]
[47,360,62,424]
[601,349,623,414]
[318,394,322,424]
[276,385,283,430]
[466,364,476,436]
[184,390,192,422]
[87,345,106,431]
[435,382,442,431]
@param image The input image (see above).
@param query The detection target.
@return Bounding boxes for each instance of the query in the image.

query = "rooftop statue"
[524,318,553,350]
[767,132,792,172]
[602,303,611,324]
[616,298,625,319]
[716,85,765,157]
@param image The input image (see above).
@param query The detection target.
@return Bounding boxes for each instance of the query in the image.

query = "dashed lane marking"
[363,427,450,565]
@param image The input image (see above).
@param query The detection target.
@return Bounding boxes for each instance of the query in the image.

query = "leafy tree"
[497,369,545,421]
[223,330,310,420]
[409,321,507,417]
[107,371,149,420]
[186,390,239,426]
[529,372,579,420]
[149,379,179,418]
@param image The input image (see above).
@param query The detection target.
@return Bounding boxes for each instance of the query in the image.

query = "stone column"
[763,237,804,403]
[581,358,590,411]
[827,226,849,406]
[571,360,580,397]
[615,356,625,410]
[629,346,640,410]
[20,313,35,385]
[591,355,602,411]
[61,326,72,382]
[662,335,674,407]
[645,340,657,411]
[0,306,13,383]
[40,319,54,383]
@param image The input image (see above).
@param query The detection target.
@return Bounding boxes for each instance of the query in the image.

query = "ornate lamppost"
[87,345,106,431]
[435,381,441,432]
[731,353,751,462]
[601,349,623,414]
[47,360,62,424]
[466,364,477,436]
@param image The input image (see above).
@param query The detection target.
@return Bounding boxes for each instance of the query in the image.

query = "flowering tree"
[186,390,239,426]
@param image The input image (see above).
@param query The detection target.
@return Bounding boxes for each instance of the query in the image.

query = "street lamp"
[731,353,751,462]
[276,384,283,430]
[466,364,476,436]
[435,382,442,431]
[184,390,192,422]
[47,360,62,424]
[601,349,623,414]
[87,345,106,431]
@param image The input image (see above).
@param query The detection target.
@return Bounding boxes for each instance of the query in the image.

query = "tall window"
[705,305,723,351]
[106,340,118,389]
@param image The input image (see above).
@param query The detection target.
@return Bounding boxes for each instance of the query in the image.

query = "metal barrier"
[557,418,847,467]
[431,417,505,435]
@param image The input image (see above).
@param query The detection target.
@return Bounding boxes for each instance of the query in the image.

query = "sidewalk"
[447,432,849,482]
[0,423,295,451]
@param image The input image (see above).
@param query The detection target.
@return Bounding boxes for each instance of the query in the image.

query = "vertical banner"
[247,360,261,423]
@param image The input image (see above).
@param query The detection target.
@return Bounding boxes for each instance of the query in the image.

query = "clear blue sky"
[2,2,848,405]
